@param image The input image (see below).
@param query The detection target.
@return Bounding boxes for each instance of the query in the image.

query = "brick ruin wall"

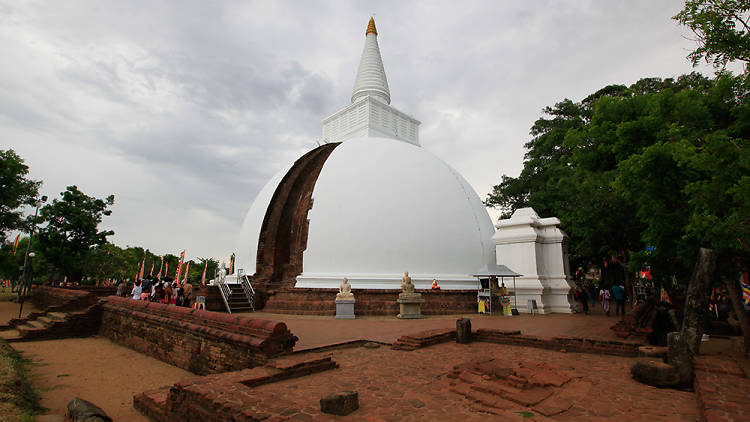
[99,296,298,375]
[263,287,479,316]
[30,285,99,311]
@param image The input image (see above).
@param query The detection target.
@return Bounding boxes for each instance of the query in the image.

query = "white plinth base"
[335,298,355,319]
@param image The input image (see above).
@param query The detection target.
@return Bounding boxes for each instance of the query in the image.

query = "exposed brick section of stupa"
[254,143,340,292]
[262,287,479,315]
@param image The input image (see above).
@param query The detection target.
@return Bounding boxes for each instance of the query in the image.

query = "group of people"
[116,277,195,308]
[574,281,626,316]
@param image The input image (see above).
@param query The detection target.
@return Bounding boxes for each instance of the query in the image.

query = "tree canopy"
[36,185,115,282]
[674,0,750,69]
[0,149,40,242]
[487,72,750,284]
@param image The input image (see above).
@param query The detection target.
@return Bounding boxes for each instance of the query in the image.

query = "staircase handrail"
[216,277,233,314]
[239,275,255,311]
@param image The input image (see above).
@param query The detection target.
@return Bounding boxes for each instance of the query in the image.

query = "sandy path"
[0,300,39,324]
[13,337,192,421]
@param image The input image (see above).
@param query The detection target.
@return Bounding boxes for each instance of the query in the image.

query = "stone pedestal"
[397,293,425,319]
[335,298,355,319]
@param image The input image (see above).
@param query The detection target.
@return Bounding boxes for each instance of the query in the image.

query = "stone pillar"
[456,318,472,344]
[492,208,575,314]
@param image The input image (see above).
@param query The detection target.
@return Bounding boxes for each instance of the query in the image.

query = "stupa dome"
[235,18,496,290]
[236,136,495,290]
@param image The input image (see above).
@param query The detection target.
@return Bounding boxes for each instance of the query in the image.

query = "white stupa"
[236,18,496,290]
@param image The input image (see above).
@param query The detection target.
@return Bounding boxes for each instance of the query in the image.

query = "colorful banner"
[182,261,190,284]
[165,263,169,280]
[157,256,164,279]
[201,261,207,286]
[742,272,750,310]
[175,250,185,285]
[149,262,154,277]
[139,258,145,281]
[229,255,234,275]
[10,234,20,255]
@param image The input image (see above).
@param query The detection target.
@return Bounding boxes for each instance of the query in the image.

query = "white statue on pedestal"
[336,277,354,299]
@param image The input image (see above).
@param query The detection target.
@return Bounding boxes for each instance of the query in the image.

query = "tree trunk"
[724,276,750,355]
[669,248,717,385]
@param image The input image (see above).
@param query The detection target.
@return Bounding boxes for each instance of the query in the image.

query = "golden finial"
[366,17,377,36]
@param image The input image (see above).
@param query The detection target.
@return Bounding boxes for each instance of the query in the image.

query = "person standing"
[599,286,611,316]
[131,281,142,300]
[576,285,589,315]
[116,280,127,297]
[183,282,194,308]
[612,283,626,317]
[588,282,597,308]
[163,282,172,304]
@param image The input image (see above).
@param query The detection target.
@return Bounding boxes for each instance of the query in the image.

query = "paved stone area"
[694,355,750,422]
[232,341,699,421]
[247,308,629,350]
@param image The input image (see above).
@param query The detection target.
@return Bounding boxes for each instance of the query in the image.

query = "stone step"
[0,329,22,340]
[28,320,47,329]
[47,312,67,320]
[17,324,37,331]
[230,306,252,311]
[37,316,56,323]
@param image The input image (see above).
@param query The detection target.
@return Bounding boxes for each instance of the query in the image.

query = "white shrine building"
[235,18,574,313]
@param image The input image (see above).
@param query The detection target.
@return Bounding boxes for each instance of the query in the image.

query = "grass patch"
[0,339,44,421]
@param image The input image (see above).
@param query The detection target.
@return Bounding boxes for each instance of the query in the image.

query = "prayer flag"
[157,256,164,279]
[183,261,190,284]
[175,250,185,285]
[201,260,207,286]
[139,258,145,281]
[229,255,234,275]
[165,262,169,280]
[149,262,154,277]
[10,234,20,255]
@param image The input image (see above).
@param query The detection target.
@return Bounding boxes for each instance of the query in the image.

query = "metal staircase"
[216,270,255,314]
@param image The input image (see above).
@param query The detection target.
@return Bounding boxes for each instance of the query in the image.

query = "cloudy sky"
[1,1,739,262]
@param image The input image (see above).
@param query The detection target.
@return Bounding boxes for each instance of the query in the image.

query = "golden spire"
[366,17,377,36]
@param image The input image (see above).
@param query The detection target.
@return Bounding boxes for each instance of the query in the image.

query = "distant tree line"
[0,149,220,285]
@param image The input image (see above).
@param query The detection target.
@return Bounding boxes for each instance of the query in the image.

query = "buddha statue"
[336,277,354,299]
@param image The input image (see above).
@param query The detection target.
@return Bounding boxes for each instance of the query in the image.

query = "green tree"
[674,0,750,69]
[36,186,114,282]
[0,149,40,242]
[487,73,749,286]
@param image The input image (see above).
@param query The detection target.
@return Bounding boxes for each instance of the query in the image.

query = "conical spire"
[366,17,377,35]
[351,17,390,104]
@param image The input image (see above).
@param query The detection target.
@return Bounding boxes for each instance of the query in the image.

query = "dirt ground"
[12,336,191,421]
[0,299,732,421]
[0,299,39,323]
